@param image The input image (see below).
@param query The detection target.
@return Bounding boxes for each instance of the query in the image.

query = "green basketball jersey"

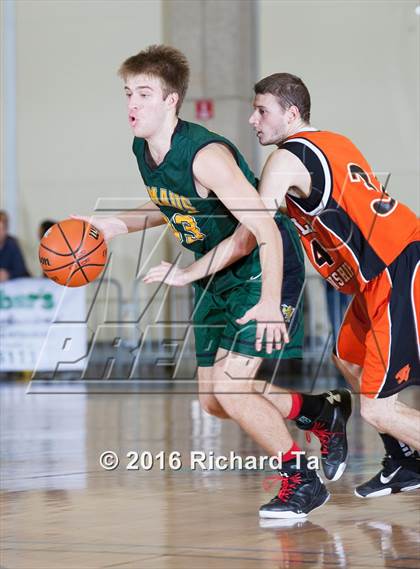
[132,119,262,293]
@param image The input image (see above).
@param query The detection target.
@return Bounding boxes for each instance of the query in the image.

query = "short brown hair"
[254,73,311,123]
[119,45,190,114]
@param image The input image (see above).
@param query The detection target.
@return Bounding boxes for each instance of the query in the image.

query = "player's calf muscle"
[360,396,420,448]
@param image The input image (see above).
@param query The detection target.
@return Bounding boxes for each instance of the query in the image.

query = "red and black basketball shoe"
[259,459,330,519]
[295,389,352,482]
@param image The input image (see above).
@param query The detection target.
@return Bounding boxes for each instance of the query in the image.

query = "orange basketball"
[39,219,107,287]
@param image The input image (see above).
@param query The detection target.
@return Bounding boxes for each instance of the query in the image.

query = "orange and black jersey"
[282,130,419,294]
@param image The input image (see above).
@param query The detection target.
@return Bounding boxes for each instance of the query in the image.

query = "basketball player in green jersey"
[78,45,351,519]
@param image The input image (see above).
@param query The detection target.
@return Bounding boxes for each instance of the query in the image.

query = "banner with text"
[0,278,87,371]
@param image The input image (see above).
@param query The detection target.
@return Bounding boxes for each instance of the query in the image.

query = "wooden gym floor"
[1,379,419,568]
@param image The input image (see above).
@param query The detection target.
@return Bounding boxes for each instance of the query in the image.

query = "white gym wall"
[258,0,419,212]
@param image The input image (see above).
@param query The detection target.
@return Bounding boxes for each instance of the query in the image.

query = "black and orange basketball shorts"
[335,240,420,398]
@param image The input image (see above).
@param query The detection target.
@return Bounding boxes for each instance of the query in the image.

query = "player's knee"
[360,399,386,430]
[198,394,227,419]
[360,403,377,427]
[198,394,215,415]
[212,368,253,396]
[249,378,261,393]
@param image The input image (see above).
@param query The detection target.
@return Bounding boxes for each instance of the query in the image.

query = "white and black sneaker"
[259,460,330,519]
[355,455,420,498]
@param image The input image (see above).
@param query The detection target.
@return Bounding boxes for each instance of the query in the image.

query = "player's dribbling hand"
[236,300,289,354]
[143,261,190,287]
[70,215,128,242]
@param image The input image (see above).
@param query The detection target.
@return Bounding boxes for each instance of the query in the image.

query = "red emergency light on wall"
[195,99,214,121]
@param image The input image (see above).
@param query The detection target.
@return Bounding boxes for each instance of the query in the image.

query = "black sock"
[296,394,325,423]
[380,433,419,463]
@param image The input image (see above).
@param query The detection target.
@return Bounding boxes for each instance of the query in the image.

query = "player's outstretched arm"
[192,145,289,352]
[193,144,281,287]
[144,149,308,285]
[72,199,165,242]
[143,224,255,286]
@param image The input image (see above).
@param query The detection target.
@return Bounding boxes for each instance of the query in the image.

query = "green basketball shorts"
[193,270,304,367]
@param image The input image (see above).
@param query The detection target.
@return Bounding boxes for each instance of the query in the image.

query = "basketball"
[39,219,107,287]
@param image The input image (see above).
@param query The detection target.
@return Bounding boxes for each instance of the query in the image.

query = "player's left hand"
[143,261,190,287]
[236,300,289,354]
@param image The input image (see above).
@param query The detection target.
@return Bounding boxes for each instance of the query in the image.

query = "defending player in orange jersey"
[146,72,419,502]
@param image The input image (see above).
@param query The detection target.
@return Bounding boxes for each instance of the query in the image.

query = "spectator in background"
[0,210,30,281]
[38,219,56,240]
